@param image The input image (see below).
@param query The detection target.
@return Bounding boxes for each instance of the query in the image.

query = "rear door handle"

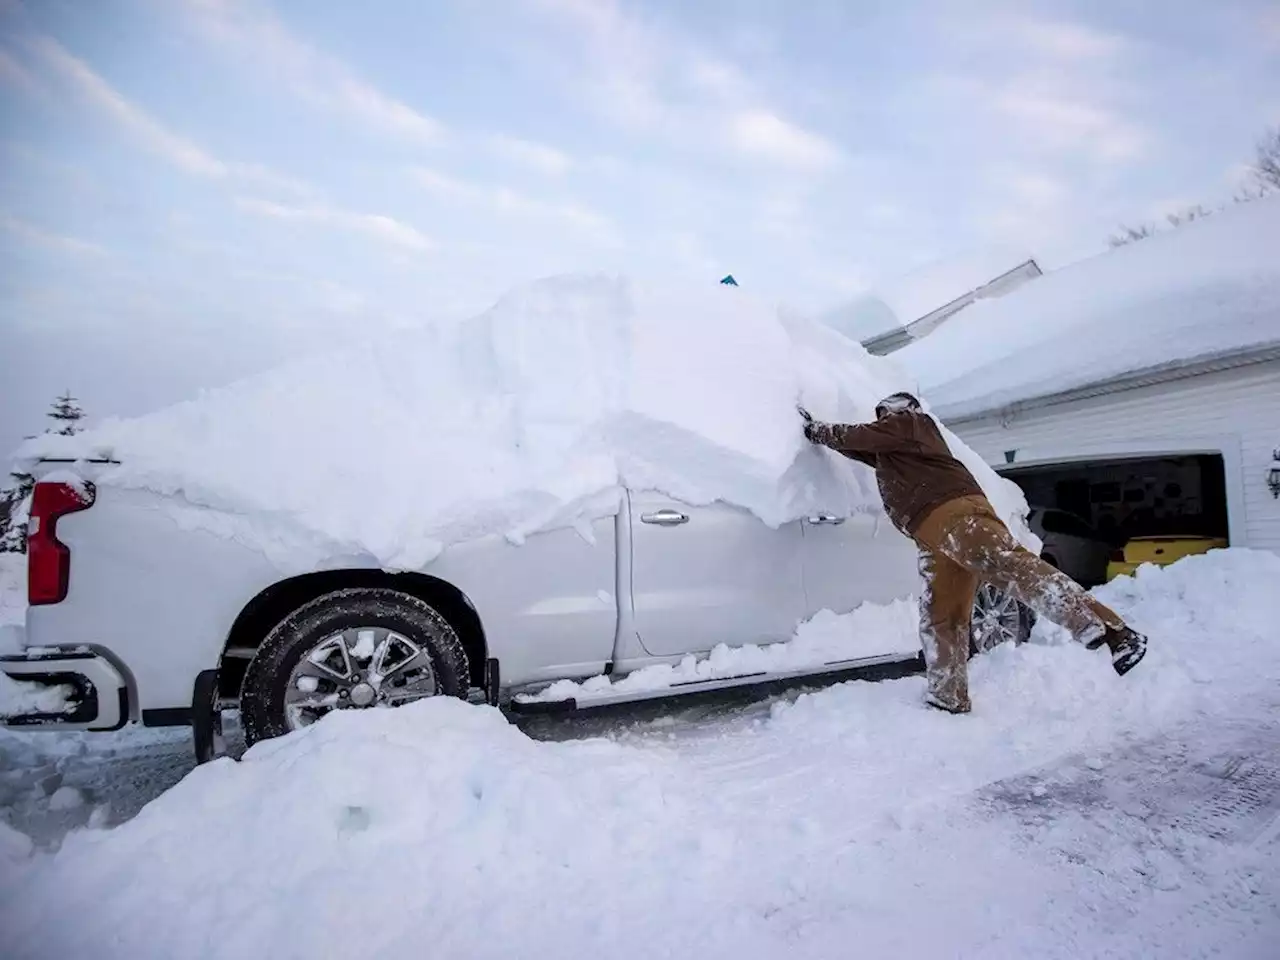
[806,514,846,525]
[641,509,690,526]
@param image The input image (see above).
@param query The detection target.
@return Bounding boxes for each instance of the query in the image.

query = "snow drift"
[18,275,1032,567]
[3,549,1277,959]
[521,597,920,704]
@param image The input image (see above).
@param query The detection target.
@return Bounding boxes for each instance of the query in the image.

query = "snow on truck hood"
[18,274,1032,568]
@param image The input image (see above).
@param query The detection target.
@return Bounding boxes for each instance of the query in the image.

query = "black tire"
[969,582,1033,657]
[241,587,469,746]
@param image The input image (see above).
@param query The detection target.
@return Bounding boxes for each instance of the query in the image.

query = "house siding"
[945,359,1280,553]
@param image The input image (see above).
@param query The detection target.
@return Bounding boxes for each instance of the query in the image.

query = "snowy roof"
[898,195,1280,421]
[821,244,1036,343]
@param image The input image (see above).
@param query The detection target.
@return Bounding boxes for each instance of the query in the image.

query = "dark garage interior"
[1000,453,1230,546]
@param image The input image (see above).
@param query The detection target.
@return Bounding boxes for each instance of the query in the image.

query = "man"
[800,392,1147,714]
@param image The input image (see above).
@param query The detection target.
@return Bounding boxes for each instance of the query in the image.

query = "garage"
[1004,453,1229,542]
[998,453,1230,585]
[894,197,1280,575]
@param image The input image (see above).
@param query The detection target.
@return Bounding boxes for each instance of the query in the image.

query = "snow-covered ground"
[2,548,1278,959]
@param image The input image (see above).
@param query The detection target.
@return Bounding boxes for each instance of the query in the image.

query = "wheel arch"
[218,570,488,702]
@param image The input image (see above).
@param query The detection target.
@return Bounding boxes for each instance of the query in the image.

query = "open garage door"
[999,453,1229,585]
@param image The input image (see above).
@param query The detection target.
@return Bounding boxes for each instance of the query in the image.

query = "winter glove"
[798,409,819,448]
[798,407,826,444]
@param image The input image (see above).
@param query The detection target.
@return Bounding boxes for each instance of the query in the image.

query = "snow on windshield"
[18,274,1031,568]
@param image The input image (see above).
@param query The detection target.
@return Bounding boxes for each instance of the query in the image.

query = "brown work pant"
[912,495,1127,711]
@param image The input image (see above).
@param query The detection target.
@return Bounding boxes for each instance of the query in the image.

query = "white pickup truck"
[2,462,1029,761]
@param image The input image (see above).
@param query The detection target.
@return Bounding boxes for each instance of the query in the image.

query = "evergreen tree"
[48,391,85,436]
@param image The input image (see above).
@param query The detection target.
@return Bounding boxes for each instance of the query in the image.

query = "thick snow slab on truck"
[18,274,1034,567]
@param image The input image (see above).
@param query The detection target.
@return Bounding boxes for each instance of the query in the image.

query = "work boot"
[1099,626,1147,676]
[925,692,971,715]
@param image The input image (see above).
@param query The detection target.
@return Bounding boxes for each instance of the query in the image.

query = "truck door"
[800,509,919,621]
[628,491,806,658]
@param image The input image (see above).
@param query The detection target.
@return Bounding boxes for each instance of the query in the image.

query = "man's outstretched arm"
[803,416,907,456]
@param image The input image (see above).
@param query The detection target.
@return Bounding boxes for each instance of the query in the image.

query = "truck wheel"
[240,587,469,745]
[969,583,1032,656]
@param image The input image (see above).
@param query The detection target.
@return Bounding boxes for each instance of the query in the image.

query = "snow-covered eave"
[937,339,1280,426]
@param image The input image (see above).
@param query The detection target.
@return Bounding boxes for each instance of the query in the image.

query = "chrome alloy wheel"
[971,583,1024,654]
[284,627,437,730]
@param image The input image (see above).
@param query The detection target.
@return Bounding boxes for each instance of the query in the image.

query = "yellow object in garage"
[1106,535,1229,580]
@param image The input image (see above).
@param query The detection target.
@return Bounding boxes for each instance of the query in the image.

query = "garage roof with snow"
[897,195,1280,421]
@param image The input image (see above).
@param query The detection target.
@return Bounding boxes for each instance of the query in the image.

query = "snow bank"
[898,194,1280,419]
[0,818,33,862]
[521,598,919,703]
[18,275,1032,568]
[2,549,1275,959]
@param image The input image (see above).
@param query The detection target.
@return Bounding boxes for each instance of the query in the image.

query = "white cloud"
[411,166,612,235]
[924,11,1148,172]
[236,197,433,251]
[686,56,750,100]
[728,109,841,170]
[489,135,573,175]
[183,0,445,145]
[527,0,840,173]
[27,34,312,194]
[976,165,1073,242]
[1007,170,1069,208]
[1259,8,1280,49]
[1,214,107,257]
[30,35,227,177]
[1006,18,1128,60]
[0,48,42,94]
[996,88,1147,162]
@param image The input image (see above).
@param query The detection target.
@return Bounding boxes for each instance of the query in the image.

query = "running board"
[508,652,924,715]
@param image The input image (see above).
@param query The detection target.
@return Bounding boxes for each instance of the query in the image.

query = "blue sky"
[1,0,1277,451]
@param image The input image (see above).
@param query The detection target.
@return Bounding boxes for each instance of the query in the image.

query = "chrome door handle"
[807,514,845,525]
[641,509,690,526]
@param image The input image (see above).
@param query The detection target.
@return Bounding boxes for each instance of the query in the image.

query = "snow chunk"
[349,630,377,660]
[34,469,91,500]
[47,786,84,811]
[17,275,1032,566]
[0,673,74,717]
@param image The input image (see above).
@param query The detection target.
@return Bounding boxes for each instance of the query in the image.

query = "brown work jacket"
[809,410,985,537]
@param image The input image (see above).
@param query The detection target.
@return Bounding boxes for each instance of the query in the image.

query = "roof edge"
[939,341,1280,425]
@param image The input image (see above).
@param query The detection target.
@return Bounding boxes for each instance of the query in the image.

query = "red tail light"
[1109,547,1126,563]
[28,480,94,606]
